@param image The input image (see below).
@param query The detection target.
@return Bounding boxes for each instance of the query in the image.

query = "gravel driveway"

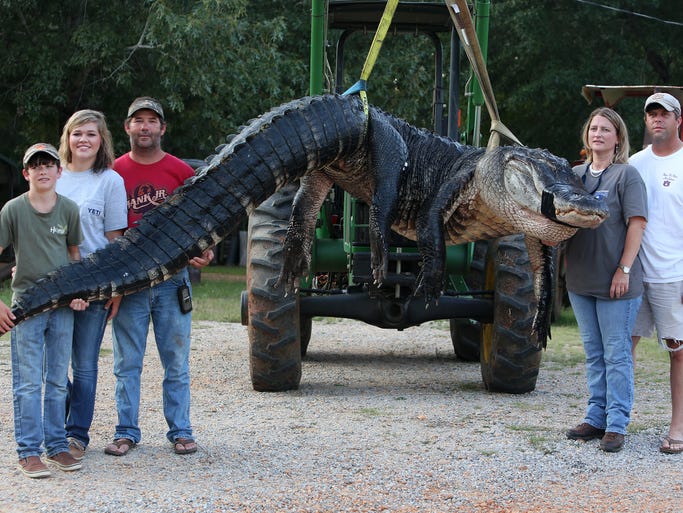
[0,319,680,513]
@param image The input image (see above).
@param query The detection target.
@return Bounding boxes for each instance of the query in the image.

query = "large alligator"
[6,94,607,342]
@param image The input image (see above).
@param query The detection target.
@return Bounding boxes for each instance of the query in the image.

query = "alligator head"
[476,146,609,244]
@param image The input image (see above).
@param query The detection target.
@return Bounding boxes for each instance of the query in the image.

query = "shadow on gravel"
[303,350,459,364]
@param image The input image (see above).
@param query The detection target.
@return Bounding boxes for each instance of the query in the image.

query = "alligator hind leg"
[367,118,408,285]
[414,203,447,303]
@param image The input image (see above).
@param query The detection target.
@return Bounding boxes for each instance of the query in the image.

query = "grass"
[192,266,245,322]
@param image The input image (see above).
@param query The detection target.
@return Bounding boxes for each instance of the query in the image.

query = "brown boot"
[566,422,605,441]
[600,432,625,452]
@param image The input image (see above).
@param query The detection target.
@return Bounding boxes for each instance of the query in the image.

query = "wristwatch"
[618,264,631,274]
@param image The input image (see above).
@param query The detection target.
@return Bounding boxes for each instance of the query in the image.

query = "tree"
[487,0,683,159]
[3,0,679,170]
[0,0,312,161]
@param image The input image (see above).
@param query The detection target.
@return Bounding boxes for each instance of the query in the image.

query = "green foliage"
[0,0,310,161]
[2,1,682,168]
[488,0,683,159]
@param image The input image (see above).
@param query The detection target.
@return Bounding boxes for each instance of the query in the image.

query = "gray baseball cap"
[127,97,165,121]
[22,143,60,167]
[644,92,681,117]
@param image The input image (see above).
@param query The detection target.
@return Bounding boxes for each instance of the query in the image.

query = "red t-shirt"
[114,153,194,229]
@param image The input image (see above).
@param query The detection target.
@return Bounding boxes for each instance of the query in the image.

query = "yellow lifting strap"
[444,0,523,149]
[342,0,400,117]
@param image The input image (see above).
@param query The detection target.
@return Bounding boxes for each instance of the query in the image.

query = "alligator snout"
[544,186,609,229]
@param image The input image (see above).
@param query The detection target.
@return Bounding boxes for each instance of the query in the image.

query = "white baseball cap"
[644,92,681,117]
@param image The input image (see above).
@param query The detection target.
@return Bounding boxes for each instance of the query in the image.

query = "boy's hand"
[69,298,89,311]
[0,301,15,334]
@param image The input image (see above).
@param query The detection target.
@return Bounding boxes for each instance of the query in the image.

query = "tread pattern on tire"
[247,185,302,391]
[480,235,542,394]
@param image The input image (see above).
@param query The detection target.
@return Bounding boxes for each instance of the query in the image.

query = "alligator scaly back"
[10,95,367,324]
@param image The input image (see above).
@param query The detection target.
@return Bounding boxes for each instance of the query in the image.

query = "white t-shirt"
[56,167,128,257]
[629,145,683,283]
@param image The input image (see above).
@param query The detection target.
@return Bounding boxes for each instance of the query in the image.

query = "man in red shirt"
[105,97,212,457]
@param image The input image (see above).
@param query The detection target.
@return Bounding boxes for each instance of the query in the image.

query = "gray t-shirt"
[565,162,648,299]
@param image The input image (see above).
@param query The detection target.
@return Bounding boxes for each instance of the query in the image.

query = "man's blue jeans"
[569,291,641,434]
[66,300,109,447]
[111,270,193,444]
[11,308,73,458]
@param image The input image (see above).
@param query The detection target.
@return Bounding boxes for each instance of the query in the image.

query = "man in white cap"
[630,92,683,454]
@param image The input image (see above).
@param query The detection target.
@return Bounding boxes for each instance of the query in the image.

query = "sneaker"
[18,456,51,478]
[600,432,625,453]
[566,422,606,441]
[68,437,86,460]
[46,451,82,471]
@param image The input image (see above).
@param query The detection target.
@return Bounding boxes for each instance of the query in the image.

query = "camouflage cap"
[127,97,165,122]
[22,143,60,167]
[644,92,681,117]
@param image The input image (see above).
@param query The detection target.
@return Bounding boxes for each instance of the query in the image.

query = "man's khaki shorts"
[633,280,683,351]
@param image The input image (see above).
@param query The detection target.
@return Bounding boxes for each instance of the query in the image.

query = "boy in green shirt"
[0,143,88,478]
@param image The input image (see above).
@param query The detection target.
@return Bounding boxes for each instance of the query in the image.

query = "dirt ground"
[0,319,680,513]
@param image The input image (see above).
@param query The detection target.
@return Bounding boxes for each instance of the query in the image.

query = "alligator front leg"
[413,171,473,303]
[277,171,334,293]
[367,118,408,285]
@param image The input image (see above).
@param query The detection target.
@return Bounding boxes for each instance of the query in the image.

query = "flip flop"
[104,438,136,456]
[659,435,683,454]
[173,438,197,455]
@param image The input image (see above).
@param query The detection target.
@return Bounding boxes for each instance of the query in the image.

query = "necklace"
[589,164,607,177]
[582,163,612,195]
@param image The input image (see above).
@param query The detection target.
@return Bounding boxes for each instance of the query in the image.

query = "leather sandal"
[660,435,683,454]
[173,438,197,455]
[104,438,136,456]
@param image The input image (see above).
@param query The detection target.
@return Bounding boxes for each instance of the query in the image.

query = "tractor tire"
[450,240,487,361]
[246,184,303,391]
[300,316,312,357]
[449,319,480,362]
[480,235,542,394]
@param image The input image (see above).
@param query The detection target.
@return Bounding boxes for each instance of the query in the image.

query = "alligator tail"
[10,94,367,324]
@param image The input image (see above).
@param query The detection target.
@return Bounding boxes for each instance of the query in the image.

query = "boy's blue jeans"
[11,308,73,459]
[111,270,193,444]
[569,291,641,435]
[66,300,109,447]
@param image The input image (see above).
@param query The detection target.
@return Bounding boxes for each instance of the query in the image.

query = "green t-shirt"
[0,193,82,302]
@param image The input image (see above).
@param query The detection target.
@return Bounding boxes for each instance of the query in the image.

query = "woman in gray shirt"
[564,107,647,453]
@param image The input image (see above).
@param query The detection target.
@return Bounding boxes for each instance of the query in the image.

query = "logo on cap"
[644,92,681,117]
[22,143,60,168]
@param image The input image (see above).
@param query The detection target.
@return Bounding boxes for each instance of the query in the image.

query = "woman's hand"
[610,269,630,298]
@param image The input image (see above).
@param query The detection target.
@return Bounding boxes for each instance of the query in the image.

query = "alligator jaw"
[543,188,609,229]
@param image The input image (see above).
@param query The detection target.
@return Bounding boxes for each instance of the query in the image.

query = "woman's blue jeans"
[65,301,109,447]
[11,308,73,458]
[569,291,641,434]
[111,270,193,444]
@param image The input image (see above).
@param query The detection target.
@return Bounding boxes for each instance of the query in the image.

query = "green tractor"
[241,0,542,394]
